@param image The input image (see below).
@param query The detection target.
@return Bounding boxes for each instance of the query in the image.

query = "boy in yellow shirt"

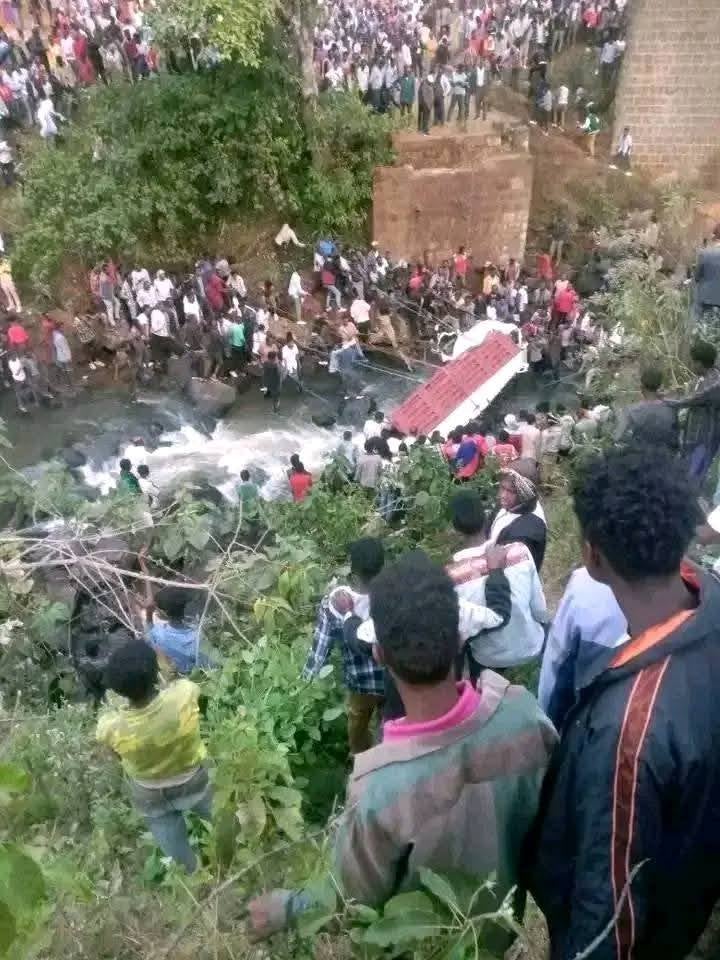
[96,640,211,871]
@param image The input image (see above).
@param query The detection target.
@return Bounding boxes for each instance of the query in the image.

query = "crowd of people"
[98,430,720,959]
[314,0,628,153]
[0,218,615,416]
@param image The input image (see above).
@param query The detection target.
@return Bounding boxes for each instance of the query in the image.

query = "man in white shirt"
[131,266,150,290]
[448,491,547,675]
[8,352,33,412]
[154,270,174,302]
[150,306,170,338]
[280,332,302,392]
[363,410,385,440]
[136,279,157,311]
[288,269,308,324]
[182,288,203,325]
[356,58,369,96]
[149,306,173,370]
[610,125,633,174]
[554,83,569,128]
[349,296,371,333]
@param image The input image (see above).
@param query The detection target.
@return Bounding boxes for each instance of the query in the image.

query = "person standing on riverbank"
[117,458,141,495]
[262,349,281,412]
[281,331,302,393]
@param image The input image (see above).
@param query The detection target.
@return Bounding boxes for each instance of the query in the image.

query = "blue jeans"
[131,766,212,872]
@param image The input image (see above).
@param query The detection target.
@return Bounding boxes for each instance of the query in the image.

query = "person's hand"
[248,891,291,941]
[485,544,509,571]
[332,589,355,616]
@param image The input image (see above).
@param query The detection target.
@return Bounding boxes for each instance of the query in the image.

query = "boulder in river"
[187,378,236,417]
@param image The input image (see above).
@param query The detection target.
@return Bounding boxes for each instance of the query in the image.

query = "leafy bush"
[302,93,395,239]
[15,61,306,289]
[14,72,394,291]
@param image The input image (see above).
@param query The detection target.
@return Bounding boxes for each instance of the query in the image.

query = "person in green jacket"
[117,458,141,495]
[399,66,415,117]
[578,103,601,157]
[228,318,246,375]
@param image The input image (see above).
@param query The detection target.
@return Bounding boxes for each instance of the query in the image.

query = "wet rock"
[168,354,193,390]
[187,378,236,417]
[61,447,87,469]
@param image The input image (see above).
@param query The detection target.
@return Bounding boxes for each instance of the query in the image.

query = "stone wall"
[372,129,533,266]
[613,0,720,177]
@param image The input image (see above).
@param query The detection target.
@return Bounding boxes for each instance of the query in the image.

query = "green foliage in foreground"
[0,445,511,957]
[14,64,394,291]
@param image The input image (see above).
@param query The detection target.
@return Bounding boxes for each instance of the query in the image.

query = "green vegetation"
[13,68,394,292]
[0,437,515,959]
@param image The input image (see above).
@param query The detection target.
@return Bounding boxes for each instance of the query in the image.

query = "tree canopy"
[14,64,394,290]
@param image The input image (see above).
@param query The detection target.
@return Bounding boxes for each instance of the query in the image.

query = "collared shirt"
[303,596,385,695]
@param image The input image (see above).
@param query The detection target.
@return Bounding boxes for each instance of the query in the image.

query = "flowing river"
[0,360,580,501]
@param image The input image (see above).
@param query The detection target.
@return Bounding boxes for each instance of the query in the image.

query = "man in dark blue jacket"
[528,446,720,960]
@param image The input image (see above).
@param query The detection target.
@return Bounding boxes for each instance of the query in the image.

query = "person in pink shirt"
[553,282,577,324]
[452,245,469,287]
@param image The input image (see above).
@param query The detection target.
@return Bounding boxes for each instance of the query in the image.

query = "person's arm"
[458,567,512,640]
[137,546,155,624]
[529,566,548,624]
[248,783,405,939]
[537,574,578,720]
[302,601,337,678]
[666,380,720,409]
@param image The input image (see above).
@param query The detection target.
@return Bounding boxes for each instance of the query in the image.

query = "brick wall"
[372,132,533,266]
[613,0,720,177]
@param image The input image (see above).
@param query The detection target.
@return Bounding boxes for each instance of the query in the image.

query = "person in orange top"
[288,454,313,501]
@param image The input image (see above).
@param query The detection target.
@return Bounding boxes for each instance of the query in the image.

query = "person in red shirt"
[204,271,226,314]
[288,454,313,501]
[6,318,29,350]
[73,28,88,63]
[536,251,554,282]
[553,282,577,323]
[453,245,469,287]
[492,429,519,467]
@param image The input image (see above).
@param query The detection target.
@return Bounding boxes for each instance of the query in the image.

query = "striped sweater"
[263,673,557,934]
[334,671,557,907]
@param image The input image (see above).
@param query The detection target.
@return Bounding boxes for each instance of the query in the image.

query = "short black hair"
[104,640,158,702]
[640,366,663,392]
[571,447,700,582]
[240,469,250,481]
[451,490,486,536]
[370,551,459,685]
[518,409,529,421]
[536,401,550,414]
[138,464,149,478]
[119,458,131,471]
[498,429,510,442]
[374,411,384,422]
[690,340,717,370]
[343,430,352,440]
[155,586,188,621]
[349,537,385,581]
